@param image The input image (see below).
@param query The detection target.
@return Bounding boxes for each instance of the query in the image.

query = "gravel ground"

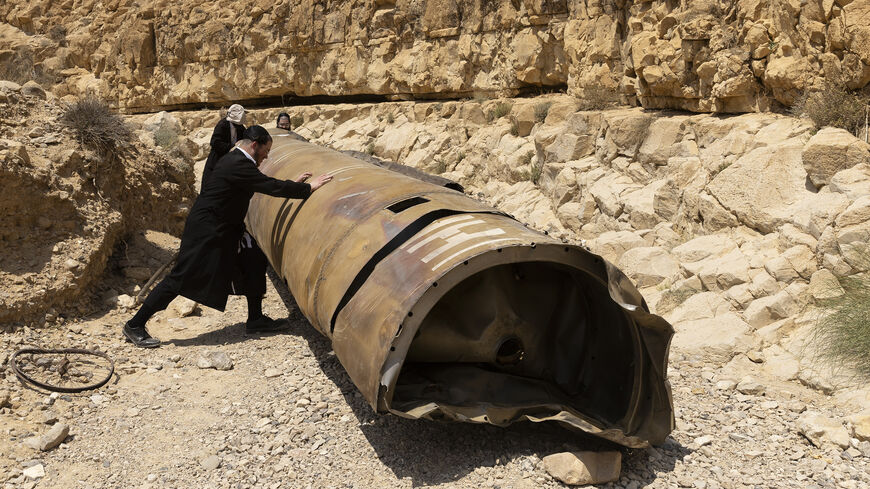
[1,275,868,489]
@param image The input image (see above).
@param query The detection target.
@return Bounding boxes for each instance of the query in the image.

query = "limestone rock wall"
[1,0,869,113]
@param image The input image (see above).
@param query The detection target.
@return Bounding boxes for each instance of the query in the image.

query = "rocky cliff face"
[2,0,868,113]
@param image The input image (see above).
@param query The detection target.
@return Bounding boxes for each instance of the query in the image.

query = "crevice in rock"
[123,85,570,114]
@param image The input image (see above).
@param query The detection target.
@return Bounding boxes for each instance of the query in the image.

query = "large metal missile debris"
[247,129,675,448]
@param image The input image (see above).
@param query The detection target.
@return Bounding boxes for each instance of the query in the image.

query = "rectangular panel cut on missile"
[247,130,675,448]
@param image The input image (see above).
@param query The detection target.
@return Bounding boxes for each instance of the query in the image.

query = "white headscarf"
[226,104,245,124]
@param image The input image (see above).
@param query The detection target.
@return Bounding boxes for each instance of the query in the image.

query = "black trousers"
[143,233,267,311]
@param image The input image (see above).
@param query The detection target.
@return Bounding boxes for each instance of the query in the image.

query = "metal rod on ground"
[135,253,177,304]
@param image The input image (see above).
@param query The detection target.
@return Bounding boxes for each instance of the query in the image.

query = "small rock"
[846,410,870,442]
[117,294,136,309]
[22,464,44,480]
[542,451,621,485]
[20,81,46,99]
[715,380,736,391]
[746,351,764,363]
[41,411,58,425]
[38,423,69,451]
[201,455,221,471]
[736,377,765,395]
[796,411,851,449]
[197,351,233,371]
[694,435,713,447]
[264,368,282,378]
[64,259,81,270]
[169,297,197,317]
[169,354,182,363]
[0,390,10,408]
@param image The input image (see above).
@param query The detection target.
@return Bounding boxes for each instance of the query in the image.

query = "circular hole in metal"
[432,281,438,287]
[495,336,524,365]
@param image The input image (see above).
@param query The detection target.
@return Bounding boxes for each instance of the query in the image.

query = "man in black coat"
[202,103,246,183]
[123,125,333,348]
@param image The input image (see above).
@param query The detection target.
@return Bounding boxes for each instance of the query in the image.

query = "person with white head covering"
[203,103,247,184]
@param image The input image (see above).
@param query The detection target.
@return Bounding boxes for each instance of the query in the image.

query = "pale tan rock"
[672,234,738,263]
[695,248,753,291]
[743,289,800,328]
[667,291,733,324]
[21,80,46,99]
[510,104,537,137]
[671,313,753,361]
[726,284,754,309]
[796,411,851,449]
[847,410,870,442]
[808,269,845,300]
[586,230,647,264]
[169,297,198,318]
[617,246,682,288]
[697,191,740,231]
[707,141,808,233]
[622,181,666,230]
[802,128,870,188]
[835,195,870,228]
[542,451,621,486]
[828,163,870,200]
[761,345,800,381]
[589,173,638,218]
[776,224,818,250]
[748,269,782,299]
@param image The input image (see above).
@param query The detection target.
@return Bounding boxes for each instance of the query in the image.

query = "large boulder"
[707,140,809,233]
[617,247,682,288]
[671,313,754,361]
[802,128,870,188]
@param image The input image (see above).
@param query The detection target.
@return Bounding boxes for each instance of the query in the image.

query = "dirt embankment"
[0,81,195,326]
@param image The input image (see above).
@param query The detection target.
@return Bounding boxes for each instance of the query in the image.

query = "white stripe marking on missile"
[401,215,476,251]
[420,228,506,263]
[431,237,519,271]
[406,218,485,254]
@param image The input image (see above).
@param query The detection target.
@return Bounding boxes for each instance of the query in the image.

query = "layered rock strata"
[1,0,869,113]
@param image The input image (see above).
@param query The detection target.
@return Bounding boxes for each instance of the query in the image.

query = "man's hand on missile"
[309,174,333,191]
[295,172,312,183]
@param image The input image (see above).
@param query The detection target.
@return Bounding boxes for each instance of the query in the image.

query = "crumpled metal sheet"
[247,131,675,447]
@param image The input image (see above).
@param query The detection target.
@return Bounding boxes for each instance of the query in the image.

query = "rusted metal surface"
[247,129,675,447]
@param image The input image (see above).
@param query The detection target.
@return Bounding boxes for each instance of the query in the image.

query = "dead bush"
[60,96,132,154]
[578,87,621,110]
[534,102,553,123]
[792,84,869,137]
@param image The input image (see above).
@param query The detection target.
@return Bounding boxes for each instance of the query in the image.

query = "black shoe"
[245,315,289,334]
[123,323,161,348]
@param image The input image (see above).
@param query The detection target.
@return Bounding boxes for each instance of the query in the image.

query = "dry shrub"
[792,84,869,137]
[534,102,553,123]
[493,102,512,119]
[153,123,178,149]
[290,115,304,129]
[812,251,870,380]
[60,96,132,154]
[579,87,621,110]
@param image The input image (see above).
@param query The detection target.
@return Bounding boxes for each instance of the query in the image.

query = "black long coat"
[203,118,246,183]
[165,149,311,311]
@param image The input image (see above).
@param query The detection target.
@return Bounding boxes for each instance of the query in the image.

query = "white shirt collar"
[236,146,256,164]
